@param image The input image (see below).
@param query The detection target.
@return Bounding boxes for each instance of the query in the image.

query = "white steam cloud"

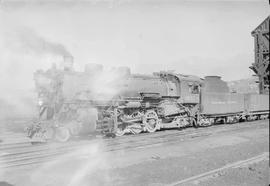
[0,25,71,124]
[5,27,71,57]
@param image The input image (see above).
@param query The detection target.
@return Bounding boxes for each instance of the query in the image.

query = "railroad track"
[167,152,269,186]
[0,120,267,169]
[0,132,211,168]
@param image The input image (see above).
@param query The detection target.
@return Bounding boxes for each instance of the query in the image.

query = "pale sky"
[0,0,269,92]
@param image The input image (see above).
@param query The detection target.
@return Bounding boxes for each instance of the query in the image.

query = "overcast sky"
[0,0,269,93]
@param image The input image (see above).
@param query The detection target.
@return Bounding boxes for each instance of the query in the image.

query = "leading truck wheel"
[143,110,159,133]
[43,127,55,140]
[55,127,70,142]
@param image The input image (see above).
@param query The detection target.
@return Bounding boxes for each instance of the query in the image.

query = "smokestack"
[63,55,74,71]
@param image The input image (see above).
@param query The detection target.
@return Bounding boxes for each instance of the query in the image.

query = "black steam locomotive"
[26,60,269,142]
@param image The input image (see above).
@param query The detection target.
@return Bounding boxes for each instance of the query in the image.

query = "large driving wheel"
[115,127,126,137]
[55,127,70,142]
[129,123,143,134]
[143,110,159,133]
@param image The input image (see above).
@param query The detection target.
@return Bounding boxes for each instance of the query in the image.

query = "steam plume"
[0,26,71,124]
[6,27,71,56]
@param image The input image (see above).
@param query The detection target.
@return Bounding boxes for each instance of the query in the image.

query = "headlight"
[38,100,43,106]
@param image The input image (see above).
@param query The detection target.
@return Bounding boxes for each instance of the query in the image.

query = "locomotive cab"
[155,71,203,105]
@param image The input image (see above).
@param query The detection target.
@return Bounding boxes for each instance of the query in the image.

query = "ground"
[0,120,269,186]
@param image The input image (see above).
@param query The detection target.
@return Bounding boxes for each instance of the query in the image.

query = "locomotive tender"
[27,58,269,142]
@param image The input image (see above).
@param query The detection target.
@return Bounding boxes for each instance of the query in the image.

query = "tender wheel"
[143,110,159,133]
[198,116,212,127]
[55,127,70,142]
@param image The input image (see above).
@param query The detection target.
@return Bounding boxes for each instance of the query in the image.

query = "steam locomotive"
[26,58,269,142]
